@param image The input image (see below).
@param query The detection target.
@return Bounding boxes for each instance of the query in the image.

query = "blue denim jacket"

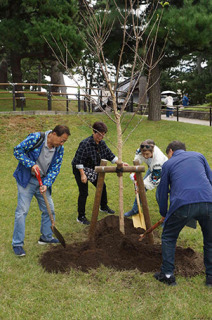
[13,131,64,188]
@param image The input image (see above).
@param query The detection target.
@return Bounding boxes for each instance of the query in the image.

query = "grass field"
[0,90,79,112]
[0,114,211,320]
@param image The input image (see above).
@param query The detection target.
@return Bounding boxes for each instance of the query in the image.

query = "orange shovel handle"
[139,217,165,241]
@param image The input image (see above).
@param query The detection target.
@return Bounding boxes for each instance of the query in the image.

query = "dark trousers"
[166,107,173,117]
[73,167,107,218]
[161,202,212,277]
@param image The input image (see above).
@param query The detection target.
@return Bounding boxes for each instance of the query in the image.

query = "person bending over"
[155,140,212,287]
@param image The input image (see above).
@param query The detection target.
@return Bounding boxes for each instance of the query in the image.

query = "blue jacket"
[158,150,212,221]
[13,131,64,188]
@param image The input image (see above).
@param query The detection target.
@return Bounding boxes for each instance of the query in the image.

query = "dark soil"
[40,215,204,277]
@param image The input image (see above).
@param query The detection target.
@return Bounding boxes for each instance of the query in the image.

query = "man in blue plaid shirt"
[72,121,119,225]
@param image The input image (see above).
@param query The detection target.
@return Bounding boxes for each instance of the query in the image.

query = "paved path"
[0,110,211,127]
[161,114,211,127]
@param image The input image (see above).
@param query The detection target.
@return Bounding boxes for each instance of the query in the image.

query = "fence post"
[100,89,103,110]
[78,88,81,112]
[12,84,16,111]
[20,97,25,111]
[130,94,133,112]
[210,107,212,127]
[47,85,52,110]
[66,95,69,112]
[177,106,179,122]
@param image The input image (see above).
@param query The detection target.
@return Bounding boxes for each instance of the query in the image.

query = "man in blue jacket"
[12,125,70,256]
[155,141,212,287]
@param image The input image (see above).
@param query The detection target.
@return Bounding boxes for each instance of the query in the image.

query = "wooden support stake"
[89,160,107,241]
[133,160,154,244]
[116,162,124,234]
[95,165,145,173]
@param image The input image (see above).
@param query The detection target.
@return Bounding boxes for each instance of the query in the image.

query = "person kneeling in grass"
[124,139,168,217]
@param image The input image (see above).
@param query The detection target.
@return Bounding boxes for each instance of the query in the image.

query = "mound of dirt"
[40,215,204,277]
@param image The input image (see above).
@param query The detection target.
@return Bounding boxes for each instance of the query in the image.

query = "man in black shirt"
[72,122,119,225]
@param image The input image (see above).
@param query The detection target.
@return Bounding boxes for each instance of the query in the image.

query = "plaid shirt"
[72,135,117,169]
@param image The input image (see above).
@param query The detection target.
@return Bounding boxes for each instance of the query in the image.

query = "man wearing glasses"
[124,139,168,217]
[72,121,121,225]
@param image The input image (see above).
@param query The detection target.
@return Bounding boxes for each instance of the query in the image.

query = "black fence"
[0,82,134,113]
[161,106,212,126]
[0,83,212,126]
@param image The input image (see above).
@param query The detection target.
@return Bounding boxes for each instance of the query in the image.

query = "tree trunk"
[114,108,125,234]
[0,58,8,89]
[10,51,25,108]
[196,56,202,75]
[51,61,61,93]
[138,76,148,106]
[148,61,161,121]
[38,63,42,91]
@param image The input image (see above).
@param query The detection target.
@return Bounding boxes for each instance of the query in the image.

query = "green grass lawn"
[0,114,211,320]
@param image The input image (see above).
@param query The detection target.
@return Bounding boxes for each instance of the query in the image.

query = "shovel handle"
[139,217,165,241]
[136,192,142,215]
[34,167,43,187]
[34,168,55,227]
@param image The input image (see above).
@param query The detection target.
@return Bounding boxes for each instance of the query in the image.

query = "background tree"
[87,0,212,119]
[156,0,212,105]
[161,52,212,105]
[0,0,85,106]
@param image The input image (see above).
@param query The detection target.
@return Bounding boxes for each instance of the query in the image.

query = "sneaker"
[77,216,90,225]
[124,209,137,217]
[100,206,115,214]
[154,271,177,286]
[206,275,212,287]
[13,246,26,257]
[38,237,60,245]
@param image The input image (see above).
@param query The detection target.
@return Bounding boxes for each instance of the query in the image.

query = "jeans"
[73,167,107,218]
[130,169,158,214]
[161,202,212,276]
[12,177,55,246]
[166,107,173,117]
[131,187,159,213]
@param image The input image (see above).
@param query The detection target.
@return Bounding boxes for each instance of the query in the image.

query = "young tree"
[52,0,164,232]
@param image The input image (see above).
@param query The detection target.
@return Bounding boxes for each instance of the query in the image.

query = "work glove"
[130,172,137,181]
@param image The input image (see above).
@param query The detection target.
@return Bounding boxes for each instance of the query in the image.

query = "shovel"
[132,181,146,230]
[139,216,165,241]
[35,168,66,248]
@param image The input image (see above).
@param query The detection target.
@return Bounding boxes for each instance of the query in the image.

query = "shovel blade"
[51,226,66,248]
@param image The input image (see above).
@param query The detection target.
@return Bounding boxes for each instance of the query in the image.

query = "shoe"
[124,210,137,217]
[77,216,90,225]
[100,206,115,214]
[13,246,26,257]
[38,237,60,245]
[154,271,177,286]
[206,275,212,287]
